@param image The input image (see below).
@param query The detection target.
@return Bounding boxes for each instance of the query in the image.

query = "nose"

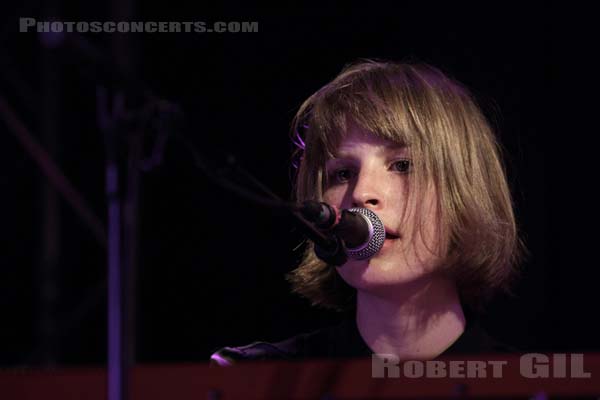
[350,170,384,210]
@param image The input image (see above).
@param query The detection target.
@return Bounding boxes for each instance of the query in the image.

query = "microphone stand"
[39,31,345,400]
[97,87,137,400]
[42,32,174,400]
[197,157,347,266]
[98,91,176,400]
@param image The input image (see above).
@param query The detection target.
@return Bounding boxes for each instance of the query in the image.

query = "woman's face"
[322,124,443,294]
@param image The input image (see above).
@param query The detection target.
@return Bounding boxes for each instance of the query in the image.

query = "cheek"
[322,187,344,206]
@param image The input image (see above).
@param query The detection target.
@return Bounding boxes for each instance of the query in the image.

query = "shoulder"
[209,330,325,366]
[210,340,297,366]
[210,319,366,366]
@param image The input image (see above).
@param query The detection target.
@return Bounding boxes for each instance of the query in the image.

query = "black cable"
[172,131,336,248]
[174,131,296,210]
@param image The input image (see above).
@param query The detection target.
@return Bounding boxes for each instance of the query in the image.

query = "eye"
[335,168,354,182]
[391,159,411,174]
[329,168,355,184]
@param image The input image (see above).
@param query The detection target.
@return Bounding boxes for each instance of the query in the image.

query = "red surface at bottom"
[2,354,600,399]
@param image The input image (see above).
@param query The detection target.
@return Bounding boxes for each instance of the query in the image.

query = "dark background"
[1,2,594,368]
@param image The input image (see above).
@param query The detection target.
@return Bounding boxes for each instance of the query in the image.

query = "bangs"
[304,65,422,161]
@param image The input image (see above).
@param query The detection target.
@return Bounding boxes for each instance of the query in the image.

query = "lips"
[384,228,400,239]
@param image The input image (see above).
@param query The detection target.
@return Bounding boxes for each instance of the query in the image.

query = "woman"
[210,60,523,366]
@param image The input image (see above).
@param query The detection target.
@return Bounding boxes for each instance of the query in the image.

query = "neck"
[355,274,465,360]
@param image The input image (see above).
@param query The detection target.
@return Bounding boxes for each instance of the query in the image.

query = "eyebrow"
[332,144,408,159]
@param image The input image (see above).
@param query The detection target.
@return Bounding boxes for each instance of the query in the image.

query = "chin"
[336,256,435,294]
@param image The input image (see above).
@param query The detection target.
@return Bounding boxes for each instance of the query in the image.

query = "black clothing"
[210,318,515,366]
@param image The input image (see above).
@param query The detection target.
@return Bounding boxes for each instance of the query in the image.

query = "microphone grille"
[345,207,385,260]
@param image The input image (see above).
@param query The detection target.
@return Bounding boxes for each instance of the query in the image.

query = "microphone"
[299,201,386,265]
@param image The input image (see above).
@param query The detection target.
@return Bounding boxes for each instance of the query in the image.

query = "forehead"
[332,123,407,157]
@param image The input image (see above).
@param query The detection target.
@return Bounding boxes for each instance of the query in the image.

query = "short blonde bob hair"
[287,60,524,312]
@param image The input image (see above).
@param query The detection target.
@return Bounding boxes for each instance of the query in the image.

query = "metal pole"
[99,87,128,400]
[106,0,138,398]
[38,0,61,367]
